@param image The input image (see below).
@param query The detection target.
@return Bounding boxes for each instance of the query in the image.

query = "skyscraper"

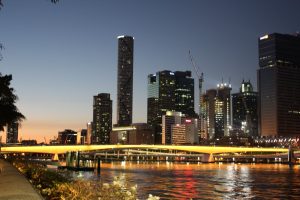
[147,70,195,143]
[258,33,300,137]
[203,83,232,139]
[92,93,112,144]
[232,80,258,136]
[174,71,195,117]
[86,122,92,145]
[117,35,134,126]
[6,121,18,144]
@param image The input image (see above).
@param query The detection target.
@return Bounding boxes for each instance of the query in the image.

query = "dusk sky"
[1,0,300,142]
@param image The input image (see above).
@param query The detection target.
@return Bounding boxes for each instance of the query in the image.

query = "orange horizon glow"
[1,120,89,143]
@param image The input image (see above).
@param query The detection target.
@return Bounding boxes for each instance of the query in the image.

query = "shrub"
[12,161,159,200]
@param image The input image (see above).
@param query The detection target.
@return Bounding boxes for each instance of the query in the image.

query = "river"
[74,162,300,199]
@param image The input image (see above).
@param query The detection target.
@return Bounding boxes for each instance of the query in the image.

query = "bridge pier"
[97,158,101,174]
[76,151,80,168]
[51,153,59,161]
[202,153,214,163]
[66,151,75,167]
[288,145,296,165]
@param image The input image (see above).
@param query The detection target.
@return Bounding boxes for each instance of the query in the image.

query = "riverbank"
[0,159,43,200]
[4,159,159,200]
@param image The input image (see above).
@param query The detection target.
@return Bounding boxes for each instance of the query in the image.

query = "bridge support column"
[97,158,101,174]
[66,151,71,166]
[52,153,59,161]
[76,151,80,168]
[288,145,296,165]
[202,153,214,163]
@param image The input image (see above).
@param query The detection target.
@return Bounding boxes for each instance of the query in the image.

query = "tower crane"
[188,50,204,133]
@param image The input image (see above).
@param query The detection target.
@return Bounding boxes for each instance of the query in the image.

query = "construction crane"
[188,50,204,135]
[189,51,204,116]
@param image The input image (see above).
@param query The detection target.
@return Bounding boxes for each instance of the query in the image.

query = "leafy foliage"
[13,161,160,200]
[0,0,59,10]
[0,73,25,131]
[0,43,3,61]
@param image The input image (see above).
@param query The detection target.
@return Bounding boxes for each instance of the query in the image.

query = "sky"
[0,0,300,143]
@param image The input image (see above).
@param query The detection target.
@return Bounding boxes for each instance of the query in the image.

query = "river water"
[76,162,300,199]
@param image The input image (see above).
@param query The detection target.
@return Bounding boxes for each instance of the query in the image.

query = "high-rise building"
[147,70,195,143]
[77,129,87,144]
[203,83,232,139]
[117,35,134,126]
[258,33,300,137]
[58,129,77,145]
[162,111,182,144]
[232,80,258,136]
[161,111,199,144]
[86,122,92,144]
[6,121,18,144]
[172,118,199,145]
[202,89,217,139]
[92,93,112,144]
[174,71,195,117]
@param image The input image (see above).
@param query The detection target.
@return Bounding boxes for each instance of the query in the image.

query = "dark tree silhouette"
[0,43,3,61]
[0,0,59,10]
[0,73,25,131]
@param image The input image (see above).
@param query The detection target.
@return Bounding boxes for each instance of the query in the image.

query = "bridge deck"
[1,145,289,155]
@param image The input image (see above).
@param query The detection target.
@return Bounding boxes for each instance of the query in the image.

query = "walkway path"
[0,159,43,200]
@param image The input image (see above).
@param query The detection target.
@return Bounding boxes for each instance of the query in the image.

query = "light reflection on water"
[74,162,300,200]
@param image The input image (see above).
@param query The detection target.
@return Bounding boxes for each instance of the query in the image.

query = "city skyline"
[1,0,300,142]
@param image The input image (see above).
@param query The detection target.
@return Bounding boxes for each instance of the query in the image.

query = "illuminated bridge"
[1,145,294,163]
[0,144,289,154]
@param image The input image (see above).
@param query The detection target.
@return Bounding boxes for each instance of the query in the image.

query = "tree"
[0,0,59,9]
[0,43,3,61]
[0,73,25,131]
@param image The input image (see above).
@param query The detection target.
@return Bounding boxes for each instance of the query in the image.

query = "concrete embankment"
[0,159,43,200]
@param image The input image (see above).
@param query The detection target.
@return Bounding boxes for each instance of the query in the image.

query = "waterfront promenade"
[0,159,42,200]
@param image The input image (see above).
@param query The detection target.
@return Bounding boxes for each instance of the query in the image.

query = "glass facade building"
[232,80,258,136]
[258,33,300,137]
[92,93,112,144]
[203,84,231,139]
[117,35,134,126]
[147,70,195,143]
